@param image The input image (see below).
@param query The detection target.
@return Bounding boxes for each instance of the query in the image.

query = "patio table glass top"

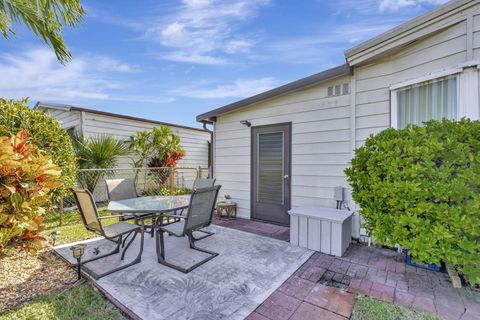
[107,195,190,214]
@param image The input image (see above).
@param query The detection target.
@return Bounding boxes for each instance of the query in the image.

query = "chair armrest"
[98,214,136,220]
[154,213,186,226]
[162,213,186,220]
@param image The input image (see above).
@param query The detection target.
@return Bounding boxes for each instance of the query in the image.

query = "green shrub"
[0,131,62,253]
[142,187,192,196]
[0,99,77,199]
[345,119,480,285]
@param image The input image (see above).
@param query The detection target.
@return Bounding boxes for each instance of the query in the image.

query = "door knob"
[284,175,289,179]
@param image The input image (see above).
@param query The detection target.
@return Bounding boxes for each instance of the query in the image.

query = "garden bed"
[0,249,76,311]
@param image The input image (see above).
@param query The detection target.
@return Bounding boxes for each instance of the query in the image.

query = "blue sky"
[0,0,447,128]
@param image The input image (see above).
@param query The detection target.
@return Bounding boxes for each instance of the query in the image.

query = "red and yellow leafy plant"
[0,131,62,254]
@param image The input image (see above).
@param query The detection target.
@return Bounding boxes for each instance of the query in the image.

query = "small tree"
[345,119,480,285]
[0,131,62,254]
[129,126,185,169]
[129,126,185,189]
[0,99,76,201]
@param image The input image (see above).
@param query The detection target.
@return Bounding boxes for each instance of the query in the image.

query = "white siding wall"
[44,108,81,130]
[212,4,480,235]
[42,108,210,188]
[355,20,470,147]
[214,75,353,219]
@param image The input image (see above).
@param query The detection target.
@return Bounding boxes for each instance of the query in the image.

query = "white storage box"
[288,206,353,257]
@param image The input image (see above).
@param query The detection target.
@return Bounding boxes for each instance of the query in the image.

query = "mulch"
[0,248,77,312]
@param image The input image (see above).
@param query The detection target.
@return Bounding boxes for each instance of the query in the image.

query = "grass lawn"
[43,208,120,245]
[0,284,125,320]
[353,297,439,320]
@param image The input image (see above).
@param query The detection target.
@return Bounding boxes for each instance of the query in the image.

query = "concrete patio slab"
[220,218,480,320]
[54,225,312,320]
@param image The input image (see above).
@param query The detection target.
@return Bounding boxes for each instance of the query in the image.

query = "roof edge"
[345,0,473,62]
[196,64,352,122]
[36,102,208,133]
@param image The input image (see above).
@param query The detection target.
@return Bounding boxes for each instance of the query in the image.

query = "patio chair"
[192,178,216,189]
[172,178,217,239]
[105,178,155,237]
[71,188,144,279]
[155,185,221,273]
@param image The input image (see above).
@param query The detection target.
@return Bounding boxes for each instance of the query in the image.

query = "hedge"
[0,99,77,200]
[345,119,480,285]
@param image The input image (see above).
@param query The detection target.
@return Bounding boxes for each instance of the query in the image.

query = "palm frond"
[0,0,86,63]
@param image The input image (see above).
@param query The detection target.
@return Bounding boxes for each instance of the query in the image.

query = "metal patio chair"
[172,178,217,239]
[71,188,144,279]
[193,178,216,189]
[155,185,221,273]
[105,178,155,237]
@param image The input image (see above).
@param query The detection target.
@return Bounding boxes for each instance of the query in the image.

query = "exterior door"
[251,123,291,225]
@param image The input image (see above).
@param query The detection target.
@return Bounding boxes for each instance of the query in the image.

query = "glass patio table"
[107,195,191,232]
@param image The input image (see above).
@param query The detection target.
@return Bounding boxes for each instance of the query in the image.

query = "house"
[36,102,212,187]
[196,0,480,238]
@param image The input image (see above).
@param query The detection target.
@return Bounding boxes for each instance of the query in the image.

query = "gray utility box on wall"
[288,206,353,257]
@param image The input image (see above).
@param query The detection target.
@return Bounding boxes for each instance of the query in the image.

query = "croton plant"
[0,131,62,254]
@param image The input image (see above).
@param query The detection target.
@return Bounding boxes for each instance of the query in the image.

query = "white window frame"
[389,67,476,129]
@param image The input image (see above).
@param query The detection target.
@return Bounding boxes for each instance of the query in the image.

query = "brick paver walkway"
[213,217,480,320]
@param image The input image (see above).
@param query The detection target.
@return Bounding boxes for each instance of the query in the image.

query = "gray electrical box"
[334,186,345,202]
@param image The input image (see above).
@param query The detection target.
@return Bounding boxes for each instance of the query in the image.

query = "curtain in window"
[396,76,457,129]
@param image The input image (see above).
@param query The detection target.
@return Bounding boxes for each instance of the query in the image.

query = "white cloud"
[172,77,278,99]
[161,52,226,65]
[379,0,448,12]
[95,56,141,73]
[148,0,270,64]
[0,48,171,104]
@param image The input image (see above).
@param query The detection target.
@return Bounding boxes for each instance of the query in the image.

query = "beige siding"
[214,76,353,219]
[472,12,480,58]
[43,108,81,130]
[41,107,210,188]
[212,4,480,231]
[81,114,210,187]
[355,19,471,146]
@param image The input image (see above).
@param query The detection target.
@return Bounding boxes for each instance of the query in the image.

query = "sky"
[0,0,448,128]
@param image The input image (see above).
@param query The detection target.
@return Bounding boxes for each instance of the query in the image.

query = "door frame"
[250,122,292,226]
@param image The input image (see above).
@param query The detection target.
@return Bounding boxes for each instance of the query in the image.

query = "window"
[394,76,458,129]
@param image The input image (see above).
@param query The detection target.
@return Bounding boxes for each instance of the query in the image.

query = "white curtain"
[397,76,457,129]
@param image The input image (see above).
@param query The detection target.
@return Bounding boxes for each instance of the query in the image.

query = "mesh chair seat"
[193,178,216,189]
[104,221,140,238]
[71,188,144,279]
[160,220,185,237]
[105,179,138,201]
[155,185,221,273]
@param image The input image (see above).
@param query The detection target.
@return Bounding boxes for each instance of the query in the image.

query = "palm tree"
[71,133,128,192]
[0,0,86,64]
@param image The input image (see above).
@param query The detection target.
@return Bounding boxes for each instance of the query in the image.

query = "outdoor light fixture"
[240,120,251,127]
[70,243,87,281]
[49,231,61,246]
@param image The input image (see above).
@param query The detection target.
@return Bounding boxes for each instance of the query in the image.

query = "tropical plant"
[147,150,185,186]
[71,133,128,192]
[0,131,62,254]
[0,99,76,201]
[345,119,480,285]
[0,0,86,64]
[128,126,185,169]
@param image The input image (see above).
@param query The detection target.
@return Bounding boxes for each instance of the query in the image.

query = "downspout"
[201,120,215,178]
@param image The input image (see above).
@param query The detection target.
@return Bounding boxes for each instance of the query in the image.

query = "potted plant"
[224,194,232,204]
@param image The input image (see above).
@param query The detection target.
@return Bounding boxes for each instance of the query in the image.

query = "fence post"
[59,197,64,226]
[169,167,175,195]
